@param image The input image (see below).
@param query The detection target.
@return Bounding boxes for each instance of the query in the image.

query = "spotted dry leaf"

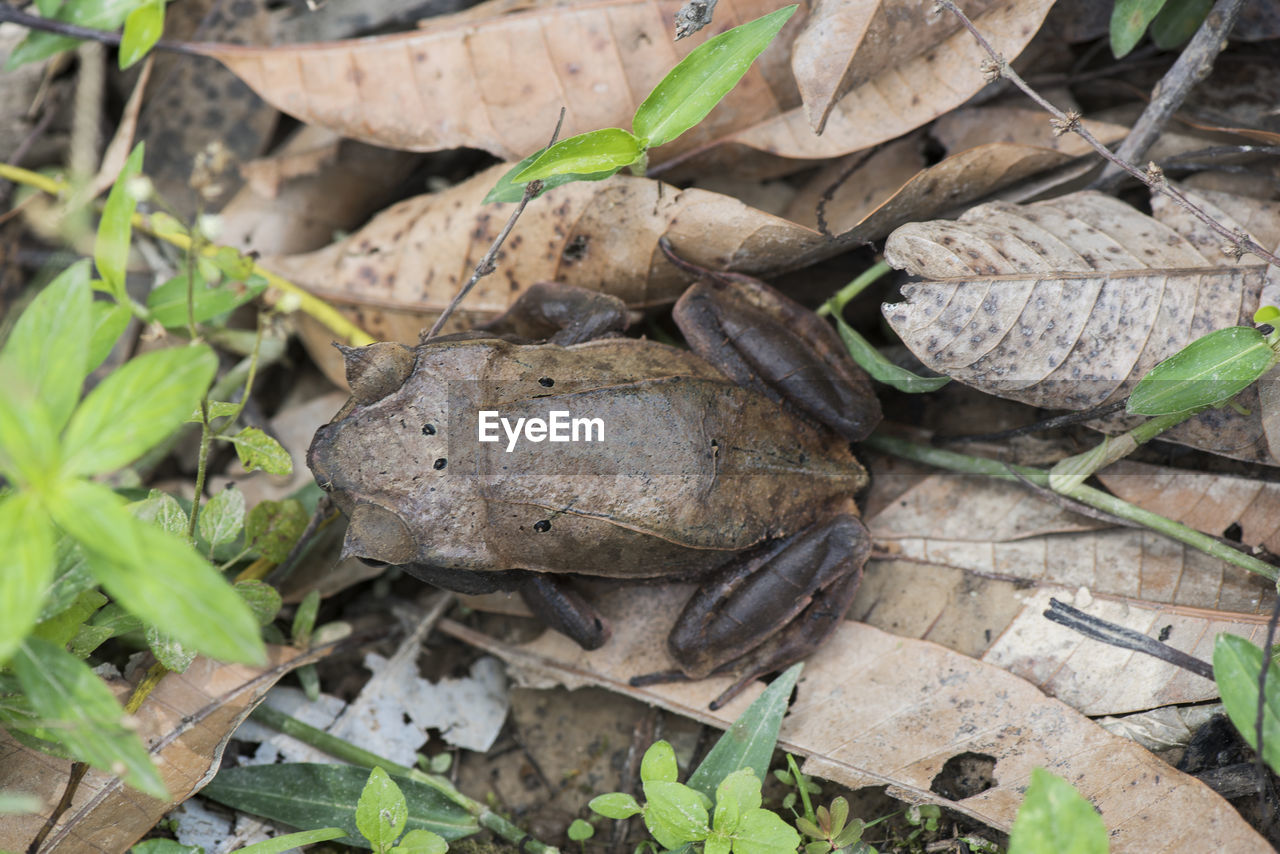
[881,190,1274,463]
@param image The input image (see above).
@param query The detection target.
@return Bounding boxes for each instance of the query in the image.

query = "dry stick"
[935,0,1280,270]
[1042,598,1214,679]
[422,109,565,341]
[1098,0,1250,184]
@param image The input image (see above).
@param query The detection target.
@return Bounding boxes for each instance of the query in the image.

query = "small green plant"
[355,767,450,854]
[0,144,301,797]
[485,5,797,203]
[1109,0,1213,57]
[588,664,804,854]
[1007,768,1108,854]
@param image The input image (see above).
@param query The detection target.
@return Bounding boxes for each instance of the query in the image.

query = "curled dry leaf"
[0,648,301,854]
[268,162,829,384]
[441,586,1270,852]
[187,0,1053,171]
[881,190,1275,463]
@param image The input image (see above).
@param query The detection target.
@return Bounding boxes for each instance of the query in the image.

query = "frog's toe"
[520,574,611,650]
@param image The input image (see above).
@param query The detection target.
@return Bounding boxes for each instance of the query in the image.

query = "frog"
[307,244,882,709]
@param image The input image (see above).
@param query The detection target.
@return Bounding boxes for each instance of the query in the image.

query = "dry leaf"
[1097,459,1280,554]
[268,162,830,384]
[0,647,300,853]
[440,586,1270,852]
[881,190,1274,463]
[187,0,1052,171]
[931,102,1129,157]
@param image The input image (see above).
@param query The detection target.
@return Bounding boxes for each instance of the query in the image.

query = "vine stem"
[935,0,1280,271]
[864,433,1280,583]
[0,161,373,346]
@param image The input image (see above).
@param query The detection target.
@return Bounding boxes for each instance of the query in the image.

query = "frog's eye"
[343,503,418,565]
[338,342,417,405]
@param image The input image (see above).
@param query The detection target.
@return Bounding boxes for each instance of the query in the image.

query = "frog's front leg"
[636,514,870,710]
[478,281,628,345]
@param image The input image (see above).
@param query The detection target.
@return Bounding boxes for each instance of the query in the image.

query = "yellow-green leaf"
[1127,326,1277,415]
[512,129,642,183]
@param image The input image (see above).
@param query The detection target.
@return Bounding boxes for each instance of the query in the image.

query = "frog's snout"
[336,341,417,405]
[307,421,341,492]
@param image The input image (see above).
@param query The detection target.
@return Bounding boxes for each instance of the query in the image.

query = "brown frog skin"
[308,258,882,709]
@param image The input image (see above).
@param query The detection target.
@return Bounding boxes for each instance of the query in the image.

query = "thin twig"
[1043,598,1214,680]
[0,3,199,55]
[422,109,565,341]
[1099,0,1250,183]
[1257,582,1280,818]
[936,0,1280,270]
[934,400,1128,444]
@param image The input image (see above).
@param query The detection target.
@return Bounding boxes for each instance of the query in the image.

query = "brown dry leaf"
[867,468,1274,615]
[187,0,1053,170]
[441,587,1269,851]
[267,162,831,384]
[881,190,1275,463]
[216,126,421,259]
[931,102,1129,157]
[1097,459,1280,554]
[0,647,301,853]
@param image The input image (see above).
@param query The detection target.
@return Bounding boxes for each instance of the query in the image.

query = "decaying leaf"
[881,190,1275,463]
[440,586,1270,852]
[187,0,1053,172]
[0,647,301,853]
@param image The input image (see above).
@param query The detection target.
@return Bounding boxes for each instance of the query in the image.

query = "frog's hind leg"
[477,281,628,345]
[519,574,612,650]
[631,514,869,711]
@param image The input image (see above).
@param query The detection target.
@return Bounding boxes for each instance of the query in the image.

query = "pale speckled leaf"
[881,190,1274,463]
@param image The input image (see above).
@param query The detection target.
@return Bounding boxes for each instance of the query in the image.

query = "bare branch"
[936,0,1280,271]
[1100,0,1250,182]
[422,108,566,341]
[674,0,718,40]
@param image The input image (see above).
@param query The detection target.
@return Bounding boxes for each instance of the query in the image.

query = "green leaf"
[731,809,803,854]
[0,378,60,488]
[642,781,710,850]
[14,637,168,798]
[0,791,44,814]
[130,840,204,854]
[589,792,643,820]
[146,273,267,329]
[88,301,132,374]
[641,740,679,784]
[119,0,163,69]
[130,489,189,536]
[567,820,595,842]
[512,129,644,183]
[230,427,294,475]
[7,0,146,68]
[0,259,92,431]
[235,828,347,854]
[38,536,98,621]
[687,663,802,798]
[1256,305,1280,326]
[1126,326,1277,415]
[632,5,797,148]
[0,495,56,664]
[712,769,762,835]
[1110,0,1168,56]
[292,589,321,645]
[34,588,107,648]
[236,580,283,626]
[1213,634,1280,774]
[1008,768,1108,854]
[94,142,146,301]
[199,486,245,550]
[358,767,409,851]
[54,479,266,664]
[246,499,308,563]
[146,625,196,672]
[201,763,479,847]
[835,316,950,394]
[391,829,450,854]
[483,151,621,204]
[1149,0,1211,48]
[61,344,218,477]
